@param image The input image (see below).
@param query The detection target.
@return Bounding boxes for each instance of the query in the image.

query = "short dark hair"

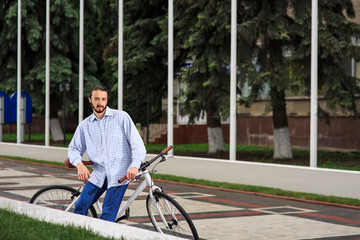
[89,86,108,98]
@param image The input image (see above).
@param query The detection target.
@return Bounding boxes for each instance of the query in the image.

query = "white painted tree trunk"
[273,127,293,159]
[207,127,225,153]
[50,118,64,142]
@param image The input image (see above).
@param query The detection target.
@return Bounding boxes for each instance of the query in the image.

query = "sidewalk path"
[1,158,360,240]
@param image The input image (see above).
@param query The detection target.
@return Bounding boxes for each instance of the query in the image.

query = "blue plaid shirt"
[68,107,146,188]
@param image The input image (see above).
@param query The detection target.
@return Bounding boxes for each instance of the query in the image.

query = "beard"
[91,102,107,114]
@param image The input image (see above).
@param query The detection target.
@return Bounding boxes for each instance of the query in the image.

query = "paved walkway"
[1,158,360,240]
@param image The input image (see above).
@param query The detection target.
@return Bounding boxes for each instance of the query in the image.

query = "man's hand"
[76,162,91,183]
[126,167,139,180]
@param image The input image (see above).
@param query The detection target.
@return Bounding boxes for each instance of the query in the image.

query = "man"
[68,85,146,222]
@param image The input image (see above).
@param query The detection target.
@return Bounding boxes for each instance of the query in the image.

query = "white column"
[310,0,318,168]
[45,0,50,146]
[17,0,22,144]
[118,0,123,110]
[167,0,174,155]
[229,0,237,161]
[78,0,84,123]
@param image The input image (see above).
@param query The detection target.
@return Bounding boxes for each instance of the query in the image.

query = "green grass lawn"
[145,143,360,171]
[0,208,121,240]
[2,133,74,143]
[2,133,360,171]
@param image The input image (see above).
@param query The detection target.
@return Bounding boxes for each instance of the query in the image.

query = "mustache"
[91,103,107,113]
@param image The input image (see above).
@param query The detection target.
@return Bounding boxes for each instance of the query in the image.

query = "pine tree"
[173,0,235,153]
[104,0,169,124]
[237,0,360,158]
[0,0,100,118]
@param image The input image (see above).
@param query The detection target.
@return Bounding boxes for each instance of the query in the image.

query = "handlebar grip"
[118,176,127,183]
[161,145,173,154]
[82,161,94,166]
[64,158,93,168]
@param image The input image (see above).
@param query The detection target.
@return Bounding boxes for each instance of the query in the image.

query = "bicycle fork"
[146,179,178,231]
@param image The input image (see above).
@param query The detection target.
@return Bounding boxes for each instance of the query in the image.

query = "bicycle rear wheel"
[30,185,97,218]
[146,191,198,239]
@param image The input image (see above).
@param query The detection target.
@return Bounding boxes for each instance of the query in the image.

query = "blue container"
[9,91,32,124]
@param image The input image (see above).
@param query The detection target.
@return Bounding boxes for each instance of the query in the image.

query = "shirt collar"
[90,106,113,121]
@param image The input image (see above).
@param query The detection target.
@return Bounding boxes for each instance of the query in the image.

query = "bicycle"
[30,146,199,240]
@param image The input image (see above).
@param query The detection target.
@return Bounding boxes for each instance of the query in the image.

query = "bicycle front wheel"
[146,191,198,239]
[30,185,98,218]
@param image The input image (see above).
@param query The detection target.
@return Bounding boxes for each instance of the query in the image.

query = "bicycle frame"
[63,150,178,232]
[114,169,162,220]
[64,168,164,222]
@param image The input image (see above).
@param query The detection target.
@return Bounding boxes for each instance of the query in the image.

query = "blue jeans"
[74,179,128,222]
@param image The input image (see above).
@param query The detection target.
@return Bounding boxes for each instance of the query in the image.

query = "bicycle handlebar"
[118,145,173,183]
[161,145,173,154]
[64,146,173,184]
[64,159,93,168]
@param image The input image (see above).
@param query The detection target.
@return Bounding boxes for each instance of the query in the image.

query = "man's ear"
[88,97,92,103]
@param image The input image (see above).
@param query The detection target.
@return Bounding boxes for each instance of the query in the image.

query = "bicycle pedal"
[115,207,130,222]
[124,207,130,218]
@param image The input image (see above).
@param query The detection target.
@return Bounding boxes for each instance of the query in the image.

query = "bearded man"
[68,85,146,222]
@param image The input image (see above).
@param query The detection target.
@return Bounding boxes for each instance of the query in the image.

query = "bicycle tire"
[30,185,98,218]
[146,191,199,240]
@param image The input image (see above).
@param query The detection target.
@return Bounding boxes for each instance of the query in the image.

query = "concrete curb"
[0,197,184,240]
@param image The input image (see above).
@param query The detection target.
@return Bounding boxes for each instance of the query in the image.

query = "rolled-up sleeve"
[68,124,86,167]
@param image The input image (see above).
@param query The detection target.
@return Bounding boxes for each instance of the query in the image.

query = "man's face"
[89,90,108,114]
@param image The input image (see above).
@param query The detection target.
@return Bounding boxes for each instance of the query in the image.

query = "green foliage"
[104,0,168,124]
[236,0,360,118]
[0,0,101,118]
[173,0,233,124]
[1,0,359,127]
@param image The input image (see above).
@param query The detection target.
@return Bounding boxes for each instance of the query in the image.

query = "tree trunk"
[206,102,225,154]
[50,118,64,142]
[49,94,64,142]
[271,88,293,159]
